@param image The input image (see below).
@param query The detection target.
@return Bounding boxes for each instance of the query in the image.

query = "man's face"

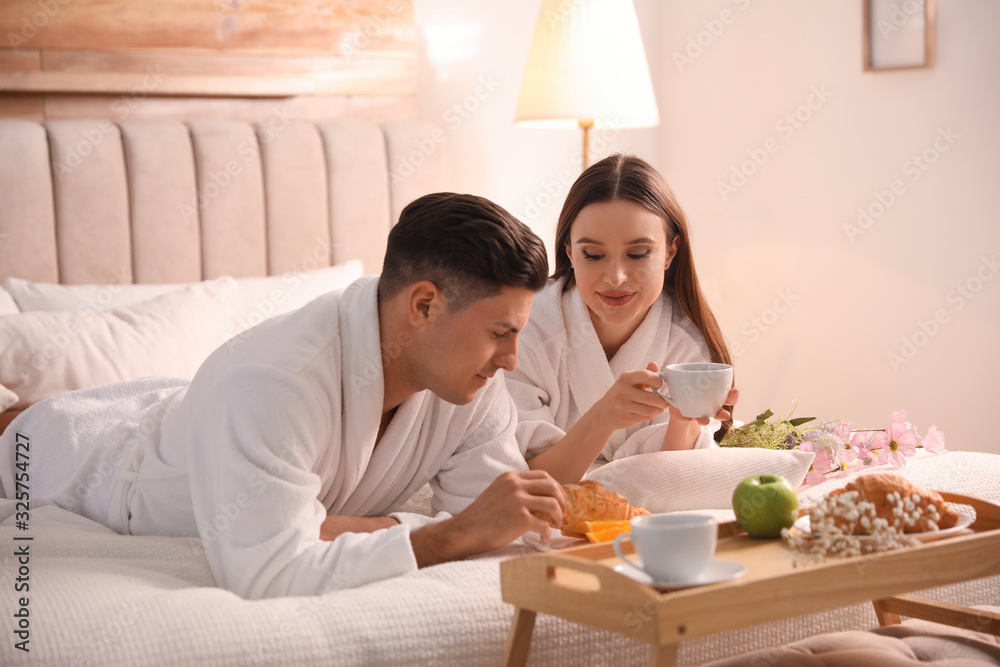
[421,285,535,405]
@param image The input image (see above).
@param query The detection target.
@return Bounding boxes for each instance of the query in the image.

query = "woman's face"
[565,199,677,344]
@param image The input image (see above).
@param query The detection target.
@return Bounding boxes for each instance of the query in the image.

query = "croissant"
[559,480,649,538]
[819,473,959,534]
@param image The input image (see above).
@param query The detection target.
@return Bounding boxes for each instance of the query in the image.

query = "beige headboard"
[0,118,448,284]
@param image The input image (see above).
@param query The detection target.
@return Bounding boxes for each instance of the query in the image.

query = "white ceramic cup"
[655,362,733,419]
[613,513,717,584]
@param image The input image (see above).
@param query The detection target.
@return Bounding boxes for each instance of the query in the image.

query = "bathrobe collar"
[561,280,674,456]
[335,276,434,515]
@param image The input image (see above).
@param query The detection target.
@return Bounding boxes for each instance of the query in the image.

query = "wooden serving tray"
[500,492,1000,667]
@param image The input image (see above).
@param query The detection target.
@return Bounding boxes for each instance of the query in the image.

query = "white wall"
[655,0,1000,455]
[414,0,1000,454]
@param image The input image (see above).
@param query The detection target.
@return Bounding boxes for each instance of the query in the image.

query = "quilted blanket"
[1,451,998,666]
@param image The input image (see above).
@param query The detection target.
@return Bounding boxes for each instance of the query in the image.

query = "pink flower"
[890,409,908,424]
[829,458,855,478]
[883,421,916,468]
[870,431,890,464]
[921,425,947,454]
[833,423,868,466]
[833,422,858,470]
[834,422,852,441]
[848,432,875,465]
[799,441,832,486]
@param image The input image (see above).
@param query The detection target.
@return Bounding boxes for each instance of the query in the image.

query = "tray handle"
[500,551,664,643]
[547,552,656,593]
[937,491,1000,531]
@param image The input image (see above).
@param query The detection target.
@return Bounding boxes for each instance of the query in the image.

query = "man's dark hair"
[380,192,549,310]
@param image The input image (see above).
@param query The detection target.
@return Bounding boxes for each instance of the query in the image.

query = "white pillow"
[5,261,365,327]
[0,383,17,412]
[585,447,815,514]
[0,277,238,409]
[230,260,364,331]
[0,287,19,316]
[4,276,177,312]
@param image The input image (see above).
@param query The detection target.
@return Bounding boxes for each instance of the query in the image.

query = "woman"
[506,154,738,484]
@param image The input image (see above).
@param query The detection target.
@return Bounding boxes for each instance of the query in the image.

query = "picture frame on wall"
[863,0,937,71]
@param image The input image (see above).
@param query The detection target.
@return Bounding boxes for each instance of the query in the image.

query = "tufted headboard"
[0,118,448,284]
[0,117,448,434]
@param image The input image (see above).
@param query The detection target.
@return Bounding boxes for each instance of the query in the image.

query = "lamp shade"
[515,0,659,130]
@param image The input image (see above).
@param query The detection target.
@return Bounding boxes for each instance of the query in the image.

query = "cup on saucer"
[613,513,717,586]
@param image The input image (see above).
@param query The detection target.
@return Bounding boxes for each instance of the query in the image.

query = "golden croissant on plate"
[559,480,649,538]
[819,473,960,534]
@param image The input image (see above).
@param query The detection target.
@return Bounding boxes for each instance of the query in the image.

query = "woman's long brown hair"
[552,154,733,439]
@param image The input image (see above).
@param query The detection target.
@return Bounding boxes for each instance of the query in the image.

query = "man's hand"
[319,515,399,541]
[410,470,566,567]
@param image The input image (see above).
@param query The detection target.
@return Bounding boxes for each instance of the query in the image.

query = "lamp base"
[579,119,594,170]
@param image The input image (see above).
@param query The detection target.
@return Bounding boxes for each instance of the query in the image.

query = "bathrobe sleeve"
[602,303,721,457]
[610,420,719,459]
[507,307,720,463]
[384,375,528,531]
[507,337,718,460]
[185,364,418,600]
[505,345,571,460]
[427,374,528,515]
[610,315,721,458]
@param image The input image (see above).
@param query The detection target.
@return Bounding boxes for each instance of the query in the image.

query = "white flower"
[787,487,919,563]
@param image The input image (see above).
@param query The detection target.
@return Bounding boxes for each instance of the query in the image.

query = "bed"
[1,119,999,666]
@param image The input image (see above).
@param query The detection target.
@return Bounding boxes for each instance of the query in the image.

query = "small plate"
[520,531,586,552]
[613,558,747,590]
[793,506,974,543]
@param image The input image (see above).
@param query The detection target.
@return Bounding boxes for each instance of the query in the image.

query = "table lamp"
[515,0,659,170]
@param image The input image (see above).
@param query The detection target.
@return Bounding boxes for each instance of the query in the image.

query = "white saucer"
[613,558,747,590]
[793,506,974,543]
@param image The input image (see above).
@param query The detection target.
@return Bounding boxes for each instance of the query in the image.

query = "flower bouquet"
[719,404,947,487]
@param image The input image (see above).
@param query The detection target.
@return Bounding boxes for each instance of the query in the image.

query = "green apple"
[732,473,799,538]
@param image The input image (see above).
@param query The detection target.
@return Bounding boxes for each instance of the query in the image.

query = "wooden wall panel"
[42,50,405,76]
[0,93,43,121]
[41,94,417,124]
[0,50,41,71]
[0,0,416,122]
[0,0,412,55]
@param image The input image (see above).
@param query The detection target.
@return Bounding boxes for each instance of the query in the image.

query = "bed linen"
[1,450,997,666]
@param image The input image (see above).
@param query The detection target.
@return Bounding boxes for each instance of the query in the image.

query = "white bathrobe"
[0,276,526,599]
[506,276,718,464]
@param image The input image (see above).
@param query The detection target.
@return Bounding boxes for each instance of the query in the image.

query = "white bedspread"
[1,451,998,666]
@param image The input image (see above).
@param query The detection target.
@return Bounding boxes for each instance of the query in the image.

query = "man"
[0,193,566,599]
